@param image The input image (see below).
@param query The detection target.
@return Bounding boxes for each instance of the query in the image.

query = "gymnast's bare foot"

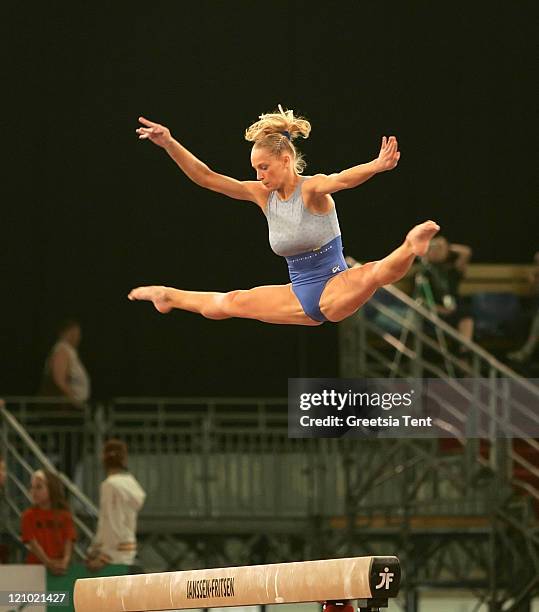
[406,221,440,257]
[128,286,173,313]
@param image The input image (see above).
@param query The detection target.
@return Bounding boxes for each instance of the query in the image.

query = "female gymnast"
[129,106,439,326]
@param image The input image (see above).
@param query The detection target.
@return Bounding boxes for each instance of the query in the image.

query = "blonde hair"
[245,105,311,174]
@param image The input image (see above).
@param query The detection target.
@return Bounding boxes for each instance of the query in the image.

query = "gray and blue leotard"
[264,177,347,322]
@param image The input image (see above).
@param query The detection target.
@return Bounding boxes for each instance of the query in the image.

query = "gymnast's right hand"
[136,116,173,148]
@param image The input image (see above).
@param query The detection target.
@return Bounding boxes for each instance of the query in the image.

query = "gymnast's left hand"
[375,136,400,172]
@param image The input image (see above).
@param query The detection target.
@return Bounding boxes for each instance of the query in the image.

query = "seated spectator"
[85,439,146,574]
[21,469,76,575]
[508,251,539,363]
[415,236,474,352]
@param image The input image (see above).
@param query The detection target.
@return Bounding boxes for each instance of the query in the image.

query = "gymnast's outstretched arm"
[136,116,265,205]
[304,135,401,197]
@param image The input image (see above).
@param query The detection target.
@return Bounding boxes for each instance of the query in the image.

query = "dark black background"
[2,1,536,398]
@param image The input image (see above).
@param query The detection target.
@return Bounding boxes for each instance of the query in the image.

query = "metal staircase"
[339,282,539,610]
[0,399,98,563]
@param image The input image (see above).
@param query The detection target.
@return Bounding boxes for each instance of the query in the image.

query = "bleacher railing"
[1,394,536,526]
[0,399,98,561]
[339,282,539,510]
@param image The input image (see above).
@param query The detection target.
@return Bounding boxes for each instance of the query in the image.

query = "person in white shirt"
[86,439,146,572]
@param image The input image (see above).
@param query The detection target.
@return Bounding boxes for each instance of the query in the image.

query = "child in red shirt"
[21,469,76,575]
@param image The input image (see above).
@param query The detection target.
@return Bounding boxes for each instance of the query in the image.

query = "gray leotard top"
[264,177,341,257]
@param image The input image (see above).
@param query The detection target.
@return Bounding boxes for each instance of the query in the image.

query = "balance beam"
[74,556,400,612]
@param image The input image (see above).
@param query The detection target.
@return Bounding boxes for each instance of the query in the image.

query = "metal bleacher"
[339,278,539,610]
[1,385,538,610]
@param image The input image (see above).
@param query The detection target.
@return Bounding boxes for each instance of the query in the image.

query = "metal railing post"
[358,310,366,376]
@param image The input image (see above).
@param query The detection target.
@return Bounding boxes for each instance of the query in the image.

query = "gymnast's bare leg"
[319,220,439,322]
[129,283,320,326]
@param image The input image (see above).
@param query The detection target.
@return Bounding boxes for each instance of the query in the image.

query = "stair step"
[513,469,539,485]
[512,447,539,459]
[439,438,490,457]
[513,438,539,450]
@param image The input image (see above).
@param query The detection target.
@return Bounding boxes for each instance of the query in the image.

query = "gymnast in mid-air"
[129,106,439,326]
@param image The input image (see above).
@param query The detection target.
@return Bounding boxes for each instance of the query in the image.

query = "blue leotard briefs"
[285,235,347,323]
